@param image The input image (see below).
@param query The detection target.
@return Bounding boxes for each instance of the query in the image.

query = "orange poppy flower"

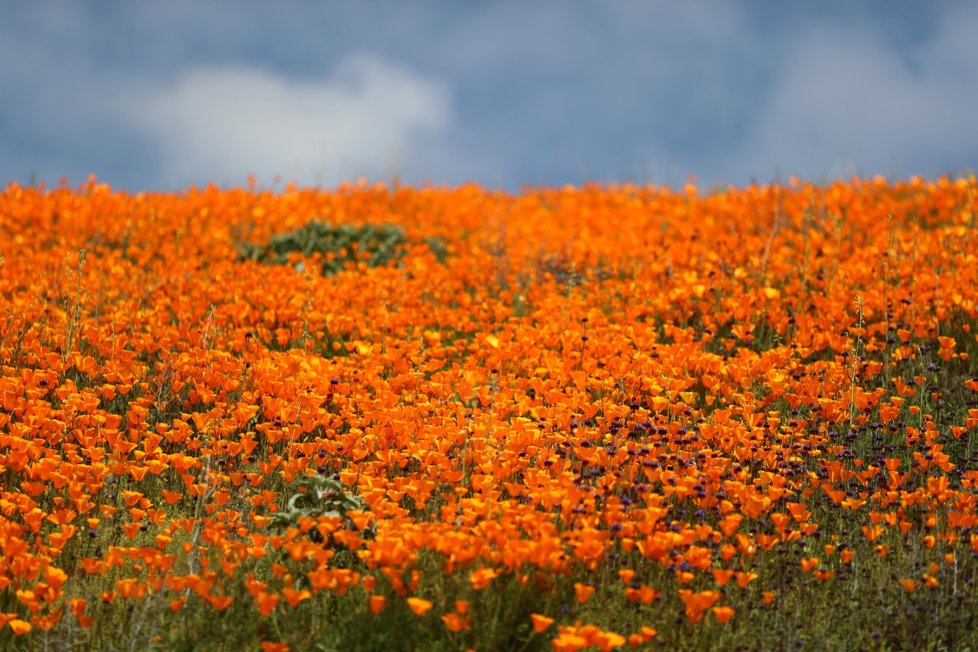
[574,582,595,604]
[469,567,499,590]
[8,619,32,636]
[530,613,555,633]
[369,595,386,614]
[441,612,471,632]
[407,597,433,616]
[260,643,290,652]
[712,606,735,623]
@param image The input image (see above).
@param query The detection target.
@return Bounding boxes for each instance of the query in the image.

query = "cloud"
[4,2,977,191]
[726,4,978,183]
[422,1,758,187]
[117,54,453,187]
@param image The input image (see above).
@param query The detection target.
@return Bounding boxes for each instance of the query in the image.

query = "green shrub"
[240,222,413,276]
[270,474,375,543]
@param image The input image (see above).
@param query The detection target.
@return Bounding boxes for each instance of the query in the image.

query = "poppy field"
[1,176,978,650]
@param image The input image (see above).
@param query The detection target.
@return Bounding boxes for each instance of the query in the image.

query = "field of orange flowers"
[1,176,977,650]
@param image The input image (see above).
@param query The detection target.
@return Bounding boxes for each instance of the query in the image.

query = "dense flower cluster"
[0,176,976,649]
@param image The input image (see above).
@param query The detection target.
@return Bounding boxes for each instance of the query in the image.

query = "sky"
[3,1,978,192]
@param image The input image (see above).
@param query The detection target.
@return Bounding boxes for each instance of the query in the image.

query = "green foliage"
[240,222,412,276]
[270,473,375,541]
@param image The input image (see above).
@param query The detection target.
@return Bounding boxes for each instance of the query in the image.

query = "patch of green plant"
[240,222,444,276]
[270,473,375,542]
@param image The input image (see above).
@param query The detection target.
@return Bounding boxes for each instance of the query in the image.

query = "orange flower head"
[407,597,433,616]
[530,613,555,633]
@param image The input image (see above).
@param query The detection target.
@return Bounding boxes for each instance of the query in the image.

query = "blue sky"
[3,1,977,191]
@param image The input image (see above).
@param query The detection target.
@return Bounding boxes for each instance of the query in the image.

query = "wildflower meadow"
[1,176,977,650]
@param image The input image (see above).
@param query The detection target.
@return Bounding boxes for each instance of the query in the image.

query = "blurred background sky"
[3,1,978,192]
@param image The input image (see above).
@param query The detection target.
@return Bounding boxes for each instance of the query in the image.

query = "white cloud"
[117,54,453,187]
